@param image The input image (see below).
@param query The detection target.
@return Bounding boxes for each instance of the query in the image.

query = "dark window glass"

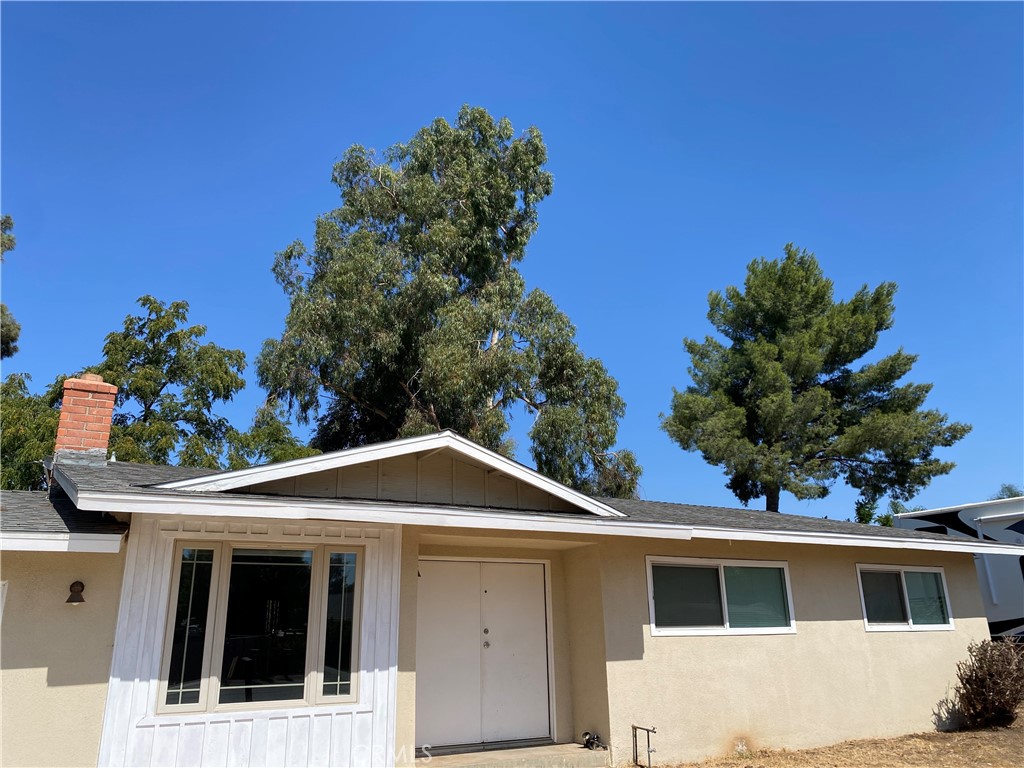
[905,571,949,625]
[219,549,312,704]
[166,548,214,706]
[322,552,358,697]
[861,570,908,624]
[724,566,790,628]
[652,565,723,627]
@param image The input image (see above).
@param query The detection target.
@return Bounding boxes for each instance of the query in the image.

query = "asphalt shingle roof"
[43,458,969,545]
[1,488,129,535]
[54,460,217,495]
[598,497,964,543]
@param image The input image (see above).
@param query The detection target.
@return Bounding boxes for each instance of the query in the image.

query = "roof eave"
[67,489,1024,555]
[0,530,126,553]
[686,525,1024,556]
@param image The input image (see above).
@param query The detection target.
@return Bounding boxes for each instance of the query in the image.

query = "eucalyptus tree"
[258,106,639,496]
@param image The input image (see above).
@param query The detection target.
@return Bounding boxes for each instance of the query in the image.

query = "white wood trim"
[646,555,797,637]
[314,546,364,704]
[855,563,955,632]
[685,524,1024,555]
[151,431,625,518]
[157,542,223,714]
[69,488,1024,554]
[0,531,125,552]
[72,490,693,539]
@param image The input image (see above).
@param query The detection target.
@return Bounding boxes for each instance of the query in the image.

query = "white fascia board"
[687,525,1024,556]
[0,531,125,553]
[895,496,1024,518]
[152,430,624,518]
[70,490,1024,555]
[72,490,678,539]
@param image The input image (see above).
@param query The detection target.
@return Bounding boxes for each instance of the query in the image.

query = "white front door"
[415,560,551,748]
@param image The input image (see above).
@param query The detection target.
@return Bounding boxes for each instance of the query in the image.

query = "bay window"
[159,542,361,713]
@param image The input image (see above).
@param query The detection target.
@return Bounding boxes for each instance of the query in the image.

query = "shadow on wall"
[0,551,124,686]
[933,690,963,732]
[597,541,989,663]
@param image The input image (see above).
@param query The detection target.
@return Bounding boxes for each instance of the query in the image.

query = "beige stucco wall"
[1,548,126,768]
[596,537,990,765]
[394,527,422,766]
[13,515,968,766]
[393,527,989,766]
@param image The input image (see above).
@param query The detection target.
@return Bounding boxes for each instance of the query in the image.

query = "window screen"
[651,565,723,627]
[860,570,908,624]
[904,570,949,625]
[724,566,790,628]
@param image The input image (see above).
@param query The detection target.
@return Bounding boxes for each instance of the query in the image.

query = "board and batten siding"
[98,516,402,768]
[239,452,579,514]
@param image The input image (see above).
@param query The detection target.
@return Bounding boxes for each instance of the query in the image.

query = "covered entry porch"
[395,527,613,766]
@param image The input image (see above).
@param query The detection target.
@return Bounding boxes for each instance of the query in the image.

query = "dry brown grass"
[676,717,1023,768]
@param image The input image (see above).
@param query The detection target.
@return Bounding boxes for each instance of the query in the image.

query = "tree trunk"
[765,485,781,513]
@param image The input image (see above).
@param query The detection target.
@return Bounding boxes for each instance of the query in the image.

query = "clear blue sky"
[3,2,1021,517]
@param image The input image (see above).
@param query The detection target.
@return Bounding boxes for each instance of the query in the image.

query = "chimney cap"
[80,373,104,382]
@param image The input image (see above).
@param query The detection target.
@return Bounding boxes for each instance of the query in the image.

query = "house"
[2,374,1022,768]
[895,496,1024,638]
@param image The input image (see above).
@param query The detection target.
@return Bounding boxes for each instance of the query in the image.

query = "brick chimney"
[54,373,118,465]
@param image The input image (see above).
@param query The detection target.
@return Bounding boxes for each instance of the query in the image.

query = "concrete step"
[417,743,610,768]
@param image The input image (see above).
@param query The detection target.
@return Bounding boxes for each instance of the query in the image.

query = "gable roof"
[40,452,1024,556]
[151,430,625,518]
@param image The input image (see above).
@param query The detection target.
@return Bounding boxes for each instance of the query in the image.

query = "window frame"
[855,563,954,632]
[646,555,797,637]
[157,541,364,715]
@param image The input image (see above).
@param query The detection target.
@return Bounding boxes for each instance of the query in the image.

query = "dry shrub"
[952,639,1024,729]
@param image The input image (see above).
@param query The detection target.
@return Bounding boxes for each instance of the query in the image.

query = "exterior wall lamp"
[66,580,85,604]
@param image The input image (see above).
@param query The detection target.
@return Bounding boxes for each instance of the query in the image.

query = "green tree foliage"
[0,296,317,490]
[0,373,59,490]
[1,215,21,359]
[991,483,1023,500]
[258,106,639,497]
[663,244,971,512]
[79,295,249,467]
[226,402,320,470]
[854,498,920,527]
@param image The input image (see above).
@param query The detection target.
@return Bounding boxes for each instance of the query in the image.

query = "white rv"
[896,496,1024,638]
